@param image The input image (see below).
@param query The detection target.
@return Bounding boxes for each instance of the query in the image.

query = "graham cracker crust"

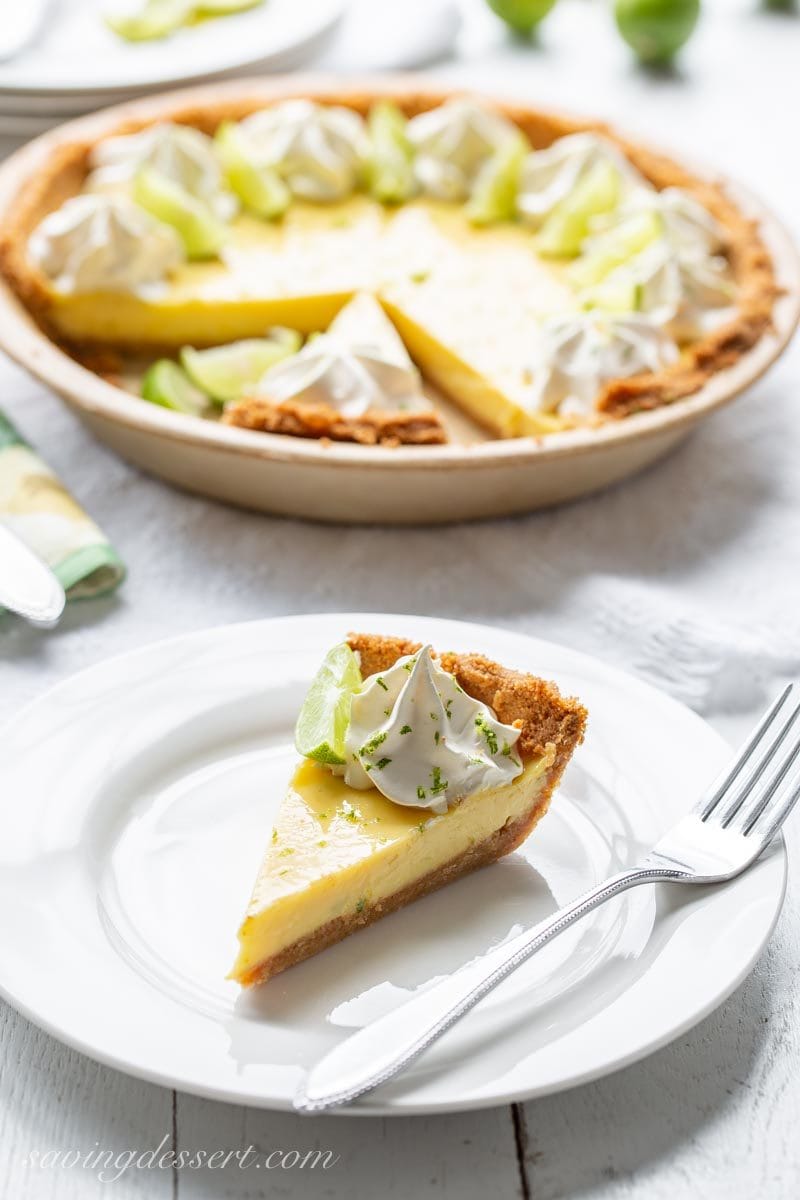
[222,396,447,446]
[237,634,587,986]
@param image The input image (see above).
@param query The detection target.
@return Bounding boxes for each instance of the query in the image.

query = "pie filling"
[1,94,777,441]
[230,634,588,986]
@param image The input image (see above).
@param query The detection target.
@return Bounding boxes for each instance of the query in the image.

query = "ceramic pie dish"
[0,77,797,524]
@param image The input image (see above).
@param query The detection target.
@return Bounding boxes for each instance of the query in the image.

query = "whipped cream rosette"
[517,132,646,228]
[88,122,238,222]
[526,312,680,417]
[407,98,523,201]
[578,186,735,338]
[339,646,524,814]
[28,193,184,293]
[255,293,431,417]
[238,100,367,202]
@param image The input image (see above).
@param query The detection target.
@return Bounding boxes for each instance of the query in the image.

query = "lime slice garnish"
[364,102,416,205]
[467,132,529,226]
[581,273,643,314]
[141,359,211,415]
[295,643,363,766]
[180,331,301,402]
[537,159,623,259]
[105,0,193,41]
[133,166,227,260]
[614,0,700,65]
[214,122,290,220]
[568,210,663,288]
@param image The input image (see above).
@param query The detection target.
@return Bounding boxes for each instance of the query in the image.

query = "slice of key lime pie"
[1,88,778,440]
[230,634,587,986]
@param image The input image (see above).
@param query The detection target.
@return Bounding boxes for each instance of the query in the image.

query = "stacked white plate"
[0,0,345,139]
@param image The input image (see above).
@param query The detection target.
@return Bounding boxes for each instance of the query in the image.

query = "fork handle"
[295,865,684,1113]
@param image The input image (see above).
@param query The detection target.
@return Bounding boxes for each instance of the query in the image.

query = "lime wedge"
[537,159,623,259]
[133,166,227,260]
[364,102,416,204]
[295,643,363,766]
[214,122,290,220]
[141,359,211,416]
[105,0,193,41]
[581,273,643,314]
[568,210,663,288]
[180,331,301,402]
[467,132,529,226]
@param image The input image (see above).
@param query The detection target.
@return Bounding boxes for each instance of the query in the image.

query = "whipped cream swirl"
[238,101,367,202]
[407,98,522,201]
[527,312,679,417]
[88,122,237,221]
[583,187,735,338]
[622,186,728,259]
[517,133,646,228]
[340,646,523,813]
[256,293,429,416]
[609,240,735,340]
[28,193,184,294]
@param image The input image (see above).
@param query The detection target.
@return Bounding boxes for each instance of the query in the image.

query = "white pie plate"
[0,78,798,524]
[0,614,787,1114]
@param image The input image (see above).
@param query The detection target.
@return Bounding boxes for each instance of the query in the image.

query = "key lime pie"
[0,88,778,442]
[230,633,587,986]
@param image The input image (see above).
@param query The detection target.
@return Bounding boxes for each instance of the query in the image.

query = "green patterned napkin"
[0,411,125,603]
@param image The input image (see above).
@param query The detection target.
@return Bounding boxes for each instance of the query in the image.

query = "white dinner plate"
[0,0,344,95]
[0,614,787,1114]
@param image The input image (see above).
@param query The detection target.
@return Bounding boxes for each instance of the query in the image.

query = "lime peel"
[467,132,530,226]
[364,102,416,205]
[105,0,193,42]
[106,0,263,42]
[180,332,302,403]
[568,211,664,288]
[295,643,364,766]
[214,122,290,220]
[141,359,210,415]
[537,159,623,259]
[133,165,227,260]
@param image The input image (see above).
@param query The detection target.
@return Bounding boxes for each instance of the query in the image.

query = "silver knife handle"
[295,866,675,1113]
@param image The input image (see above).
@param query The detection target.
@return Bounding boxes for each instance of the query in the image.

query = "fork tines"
[699,684,800,841]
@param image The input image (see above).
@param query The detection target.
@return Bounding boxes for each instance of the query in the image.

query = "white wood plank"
[0,1005,174,1200]
[172,1097,523,1200]
[520,852,800,1200]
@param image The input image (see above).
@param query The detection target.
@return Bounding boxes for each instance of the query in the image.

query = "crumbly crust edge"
[222,396,447,446]
[0,87,780,423]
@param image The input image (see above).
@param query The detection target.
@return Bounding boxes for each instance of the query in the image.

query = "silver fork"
[295,685,800,1114]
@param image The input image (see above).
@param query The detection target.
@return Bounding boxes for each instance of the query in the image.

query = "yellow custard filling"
[230,752,553,982]
[45,197,575,437]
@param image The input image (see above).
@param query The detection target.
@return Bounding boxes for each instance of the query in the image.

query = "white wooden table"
[2,2,800,1196]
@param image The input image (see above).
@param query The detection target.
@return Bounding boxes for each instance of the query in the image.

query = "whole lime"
[487,0,559,35]
[614,0,701,64]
